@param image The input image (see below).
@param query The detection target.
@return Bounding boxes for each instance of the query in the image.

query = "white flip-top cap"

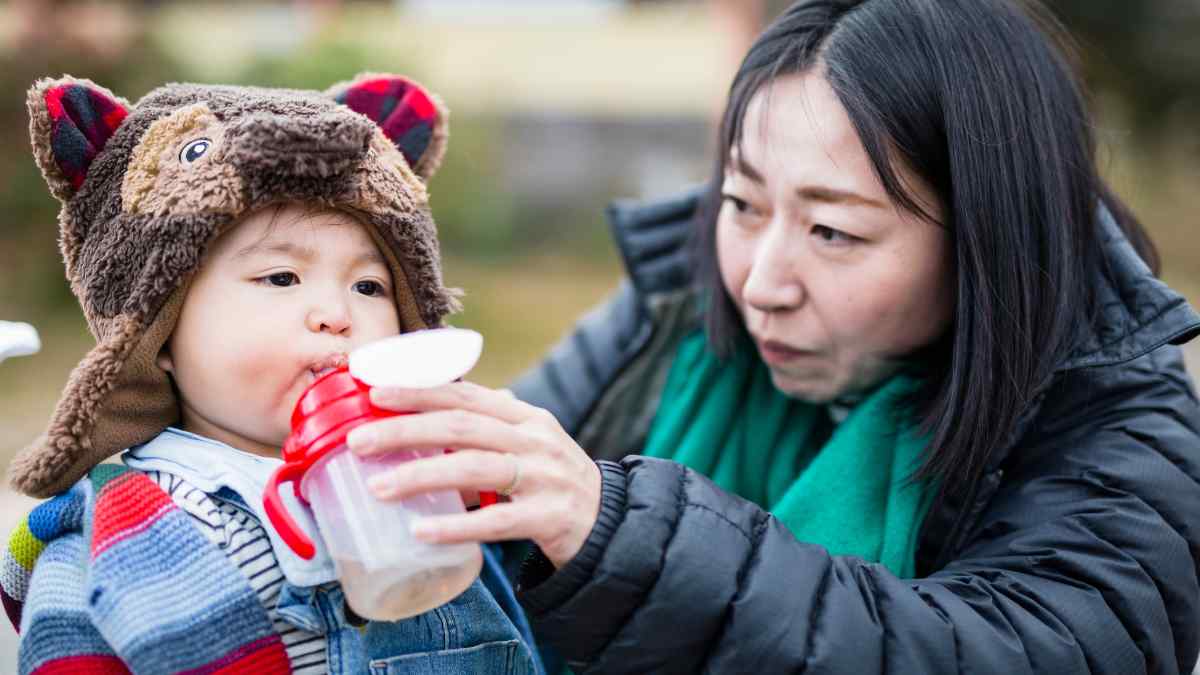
[0,321,41,364]
[349,327,483,388]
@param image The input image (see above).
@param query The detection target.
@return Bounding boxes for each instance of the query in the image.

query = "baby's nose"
[308,305,352,335]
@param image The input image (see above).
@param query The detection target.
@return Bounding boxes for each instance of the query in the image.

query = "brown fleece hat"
[10,73,462,497]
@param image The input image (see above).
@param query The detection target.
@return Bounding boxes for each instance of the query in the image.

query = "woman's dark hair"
[695,0,1160,493]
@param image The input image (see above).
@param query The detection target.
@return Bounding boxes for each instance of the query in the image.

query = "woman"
[346,1,1200,672]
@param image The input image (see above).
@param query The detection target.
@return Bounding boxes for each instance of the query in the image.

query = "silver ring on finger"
[498,455,522,498]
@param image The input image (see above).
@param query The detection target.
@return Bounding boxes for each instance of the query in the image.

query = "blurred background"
[0,0,1197,667]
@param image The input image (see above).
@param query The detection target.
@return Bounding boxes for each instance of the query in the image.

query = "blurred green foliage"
[0,35,181,313]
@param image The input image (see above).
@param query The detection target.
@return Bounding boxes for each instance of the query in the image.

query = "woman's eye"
[261,272,298,287]
[179,138,212,165]
[813,224,855,244]
[722,193,751,213]
[354,280,386,296]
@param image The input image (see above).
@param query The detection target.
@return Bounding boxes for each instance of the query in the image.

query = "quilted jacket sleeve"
[518,350,1200,675]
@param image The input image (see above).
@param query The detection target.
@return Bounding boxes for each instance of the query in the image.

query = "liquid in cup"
[264,329,492,621]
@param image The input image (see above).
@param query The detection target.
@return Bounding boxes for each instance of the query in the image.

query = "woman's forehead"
[733,74,877,187]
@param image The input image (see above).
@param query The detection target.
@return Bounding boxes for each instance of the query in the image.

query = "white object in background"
[349,328,483,388]
[0,321,40,363]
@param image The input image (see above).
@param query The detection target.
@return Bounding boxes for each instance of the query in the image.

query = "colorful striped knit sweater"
[1,463,290,674]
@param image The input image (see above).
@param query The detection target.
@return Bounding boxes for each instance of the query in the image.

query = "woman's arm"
[516,356,1200,675]
[521,437,1197,674]
[352,353,1200,674]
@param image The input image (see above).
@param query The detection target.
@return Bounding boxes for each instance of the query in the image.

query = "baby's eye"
[260,272,298,287]
[179,138,212,165]
[354,280,386,296]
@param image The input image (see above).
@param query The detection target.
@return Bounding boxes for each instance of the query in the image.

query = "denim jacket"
[274,547,540,674]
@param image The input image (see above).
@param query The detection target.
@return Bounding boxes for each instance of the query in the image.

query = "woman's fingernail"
[347,427,375,451]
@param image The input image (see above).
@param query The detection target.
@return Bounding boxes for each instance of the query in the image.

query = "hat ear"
[327,73,449,181]
[27,76,130,202]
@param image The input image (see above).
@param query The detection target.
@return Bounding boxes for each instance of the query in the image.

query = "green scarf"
[643,329,934,578]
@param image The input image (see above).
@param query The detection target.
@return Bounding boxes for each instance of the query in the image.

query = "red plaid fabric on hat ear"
[331,75,447,180]
[43,82,128,190]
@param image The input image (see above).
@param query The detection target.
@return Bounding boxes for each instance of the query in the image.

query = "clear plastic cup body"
[300,444,482,621]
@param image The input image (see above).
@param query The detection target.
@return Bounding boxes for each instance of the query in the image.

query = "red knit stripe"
[31,654,130,674]
[208,643,291,675]
[177,635,290,675]
[91,473,176,558]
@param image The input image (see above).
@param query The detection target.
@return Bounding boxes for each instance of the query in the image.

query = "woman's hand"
[345,381,602,568]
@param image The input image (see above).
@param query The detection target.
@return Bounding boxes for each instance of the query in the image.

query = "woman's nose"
[742,226,804,314]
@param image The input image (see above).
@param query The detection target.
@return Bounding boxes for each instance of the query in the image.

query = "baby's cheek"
[225,343,297,420]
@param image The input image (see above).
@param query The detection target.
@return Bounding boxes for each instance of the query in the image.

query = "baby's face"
[159,204,402,456]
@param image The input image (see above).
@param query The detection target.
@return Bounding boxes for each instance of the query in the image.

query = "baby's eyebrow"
[233,240,386,267]
[233,240,315,261]
[352,250,386,267]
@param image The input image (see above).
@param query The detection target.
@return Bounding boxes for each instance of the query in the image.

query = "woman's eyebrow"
[797,185,886,209]
[732,154,885,209]
[731,153,766,184]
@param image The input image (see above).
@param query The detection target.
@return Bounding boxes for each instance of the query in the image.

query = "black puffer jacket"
[512,188,1200,674]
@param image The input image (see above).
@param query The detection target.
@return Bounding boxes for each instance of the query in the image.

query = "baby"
[2,74,540,674]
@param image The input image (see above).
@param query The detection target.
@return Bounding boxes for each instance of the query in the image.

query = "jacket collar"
[1057,206,1200,371]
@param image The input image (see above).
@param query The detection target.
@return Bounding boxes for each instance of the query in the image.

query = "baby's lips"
[308,352,350,376]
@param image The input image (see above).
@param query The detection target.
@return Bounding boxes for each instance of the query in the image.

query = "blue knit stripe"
[27,490,84,542]
[18,534,118,674]
[89,500,278,673]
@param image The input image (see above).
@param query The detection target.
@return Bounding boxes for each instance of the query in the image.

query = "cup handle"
[264,463,317,560]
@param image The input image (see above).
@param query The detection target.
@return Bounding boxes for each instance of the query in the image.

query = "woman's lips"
[758,339,815,366]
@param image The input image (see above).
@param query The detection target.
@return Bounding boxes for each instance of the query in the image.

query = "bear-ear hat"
[10,73,460,497]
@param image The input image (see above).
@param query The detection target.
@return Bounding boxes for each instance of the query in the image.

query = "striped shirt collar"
[122,427,338,587]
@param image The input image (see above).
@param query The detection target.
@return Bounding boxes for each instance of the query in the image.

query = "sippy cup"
[264,328,494,621]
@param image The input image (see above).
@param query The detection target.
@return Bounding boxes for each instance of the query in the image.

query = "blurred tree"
[1,1,182,315]
[1046,0,1200,139]
[706,0,1200,142]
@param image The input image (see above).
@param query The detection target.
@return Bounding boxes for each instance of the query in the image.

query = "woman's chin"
[768,370,841,403]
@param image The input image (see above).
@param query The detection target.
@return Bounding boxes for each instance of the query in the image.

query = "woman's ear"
[325,73,449,181]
